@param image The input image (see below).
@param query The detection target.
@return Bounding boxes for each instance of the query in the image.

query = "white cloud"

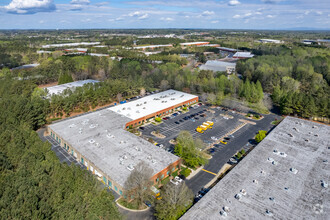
[2,0,56,14]
[228,0,241,6]
[256,12,262,15]
[233,12,254,19]
[316,11,323,15]
[160,17,174,21]
[109,17,124,22]
[129,11,149,20]
[266,15,275,18]
[71,0,90,5]
[81,18,91,22]
[211,20,219,23]
[233,14,240,18]
[138,14,149,20]
[262,0,284,4]
[244,12,252,17]
[39,20,45,24]
[201,10,215,16]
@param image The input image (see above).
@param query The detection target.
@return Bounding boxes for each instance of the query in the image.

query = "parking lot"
[139,104,278,195]
[140,104,248,152]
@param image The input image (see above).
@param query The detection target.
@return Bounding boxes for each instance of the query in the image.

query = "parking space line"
[201,169,217,176]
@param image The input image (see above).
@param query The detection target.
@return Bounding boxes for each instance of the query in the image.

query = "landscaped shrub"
[180,168,191,177]
[240,149,245,155]
[155,117,162,122]
[236,152,242,159]
[255,114,260,119]
[182,107,187,111]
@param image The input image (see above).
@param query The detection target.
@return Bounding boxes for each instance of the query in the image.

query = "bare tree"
[160,80,170,91]
[140,87,146,97]
[116,93,122,103]
[155,183,193,220]
[124,161,153,208]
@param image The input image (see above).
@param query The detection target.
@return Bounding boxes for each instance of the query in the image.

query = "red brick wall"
[151,159,182,183]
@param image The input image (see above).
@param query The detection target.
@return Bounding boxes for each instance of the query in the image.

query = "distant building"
[11,63,40,71]
[198,44,220,47]
[217,47,238,53]
[133,44,173,50]
[37,50,52,54]
[199,60,236,74]
[142,51,162,56]
[44,79,99,97]
[233,52,254,59]
[64,48,88,53]
[89,53,109,57]
[259,39,283,44]
[181,116,330,220]
[180,42,210,46]
[42,42,100,48]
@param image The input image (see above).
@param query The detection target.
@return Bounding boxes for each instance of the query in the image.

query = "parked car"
[139,127,145,130]
[183,116,189,120]
[224,137,230,140]
[144,201,152,207]
[220,140,228,145]
[175,121,180,124]
[194,117,199,120]
[174,176,183,183]
[170,179,179,185]
[229,157,238,164]
[162,117,168,120]
[179,119,184,122]
[208,148,216,155]
[211,136,218,141]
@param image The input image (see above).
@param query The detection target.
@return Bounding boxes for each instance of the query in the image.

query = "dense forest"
[0,79,122,219]
[237,46,330,118]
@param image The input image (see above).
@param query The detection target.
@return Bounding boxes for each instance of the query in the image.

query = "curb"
[115,198,150,212]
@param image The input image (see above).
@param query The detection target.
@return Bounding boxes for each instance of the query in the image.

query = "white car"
[170,179,179,185]
[175,176,183,183]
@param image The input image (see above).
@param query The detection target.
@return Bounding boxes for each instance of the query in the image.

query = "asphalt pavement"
[186,113,277,194]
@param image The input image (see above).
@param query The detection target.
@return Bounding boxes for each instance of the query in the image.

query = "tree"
[154,183,193,220]
[174,131,207,168]
[124,161,154,209]
[255,130,267,143]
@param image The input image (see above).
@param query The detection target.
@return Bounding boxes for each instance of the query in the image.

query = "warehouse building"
[47,90,198,195]
[110,89,198,128]
[181,116,330,220]
[180,42,210,46]
[259,39,283,44]
[44,79,100,97]
[42,42,100,48]
[233,51,254,59]
[133,44,173,50]
[199,60,236,74]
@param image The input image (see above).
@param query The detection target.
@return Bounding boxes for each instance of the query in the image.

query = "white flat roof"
[134,44,173,49]
[109,90,198,120]
[233,52,254,58]
[42,42,100,48]
[180,42,209,46]
[44,80,100,96]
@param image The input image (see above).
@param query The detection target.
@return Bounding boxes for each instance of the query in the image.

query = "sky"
[0,0,329,30]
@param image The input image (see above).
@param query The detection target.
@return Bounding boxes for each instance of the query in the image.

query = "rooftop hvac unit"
[315,134,319,137]
[117,110,121,113]
[128,107,131,110]
[143,107,146,109]
[290,168,298,174]
[122,107,126,110]
[240,189,247,196]
[147,155,152,160]
[267,157,274,162]
[151,159,156,163]
[90,124,96,128]
[144,101,147,104]
[89,139,95,144]
[69,124,76,128]
[136,110,140,113]
[122,155,127,160]
[223,206,230,212]
[219,211,227,217]
[127,164,134,171]
[321,180,328,188]
[180,95,184,97]
[234,193,242,200]
[120,161,124,165]
[265,210,273,217]
[171,98,175,100]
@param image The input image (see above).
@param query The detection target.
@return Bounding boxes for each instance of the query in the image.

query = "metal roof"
[181,116,330,220]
